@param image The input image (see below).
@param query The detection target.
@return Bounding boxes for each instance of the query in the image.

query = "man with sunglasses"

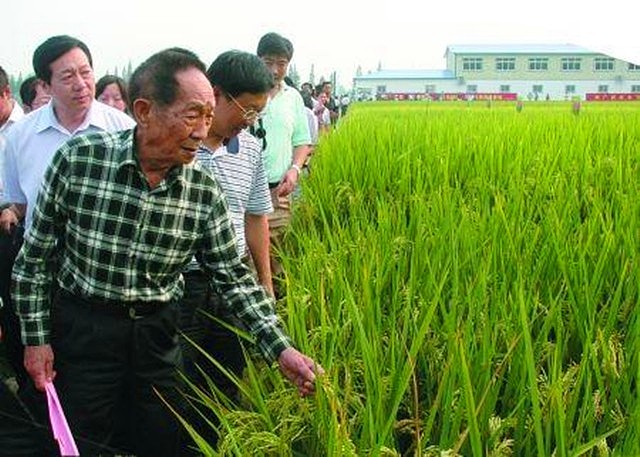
[256,32,312,287]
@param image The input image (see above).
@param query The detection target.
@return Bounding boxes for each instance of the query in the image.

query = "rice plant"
[190,101,640,456]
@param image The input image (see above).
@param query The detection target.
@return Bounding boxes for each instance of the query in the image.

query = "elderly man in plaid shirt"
[12,48,321,457]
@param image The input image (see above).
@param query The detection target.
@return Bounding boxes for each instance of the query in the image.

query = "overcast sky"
[3,0,638,91]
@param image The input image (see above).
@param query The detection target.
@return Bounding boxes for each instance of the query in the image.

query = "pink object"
[45,381,80,456]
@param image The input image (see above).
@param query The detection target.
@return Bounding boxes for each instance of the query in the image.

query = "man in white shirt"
[1,35,135,234]
[256,32,311,286]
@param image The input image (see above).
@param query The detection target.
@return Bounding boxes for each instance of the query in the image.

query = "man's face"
[323,83,332,96]
[143,68,215,167]
[261,54,289,85]
[212,87,268,140]
[46,47,95,115]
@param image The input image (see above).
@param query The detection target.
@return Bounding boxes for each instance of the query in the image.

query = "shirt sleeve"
[246,142,273,216]
[199,186,291,362]
[2,130,28,205]
[12,145,70,345]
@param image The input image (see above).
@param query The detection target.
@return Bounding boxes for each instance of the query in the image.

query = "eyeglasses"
[225,92,264,124]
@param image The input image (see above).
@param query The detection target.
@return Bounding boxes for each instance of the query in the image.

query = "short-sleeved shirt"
[2,100,135,230]
[261,82,311,183]
[195,130,273,255]
[12,129,291,361]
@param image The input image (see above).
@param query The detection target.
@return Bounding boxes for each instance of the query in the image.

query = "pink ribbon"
[45,381,80,456]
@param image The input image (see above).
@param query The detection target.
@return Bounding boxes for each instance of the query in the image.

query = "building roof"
[445,44,595,55]
[354,69,455,81]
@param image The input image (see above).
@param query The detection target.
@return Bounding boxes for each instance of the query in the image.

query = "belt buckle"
[128,306,142,320]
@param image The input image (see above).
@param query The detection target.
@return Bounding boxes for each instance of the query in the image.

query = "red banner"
[377,93,518,101]
[585,93,640,101]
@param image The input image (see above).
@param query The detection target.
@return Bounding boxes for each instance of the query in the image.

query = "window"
[629,63,640,71]
[594,58,614,71]
[565,85,576,94]
[376,85,386,94]
[467,85,478,93]
[532,85,543,94]
[598,85,609,93]
[561,58,581,71]
[462,58,483,71]
[631,85,640,93]
[500,85,510,92]
[496,58,516,71]
[425,84,436,94]
[528,58,548,71]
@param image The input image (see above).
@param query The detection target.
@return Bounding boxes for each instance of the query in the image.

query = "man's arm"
[13,146,70,390]
[245,213,273,297]
[276,144,311,197]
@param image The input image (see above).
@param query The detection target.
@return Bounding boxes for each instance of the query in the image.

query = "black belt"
[183,269,207,278]
[268,182,279,189]
[58,289,169,320]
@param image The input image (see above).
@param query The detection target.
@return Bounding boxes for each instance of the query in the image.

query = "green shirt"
[12,129,291,361]
[262,83,311,183]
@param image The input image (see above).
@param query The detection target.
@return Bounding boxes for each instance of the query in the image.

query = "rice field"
[192,101,640,456]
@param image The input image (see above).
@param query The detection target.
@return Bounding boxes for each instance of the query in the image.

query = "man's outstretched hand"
[278,347,324,397]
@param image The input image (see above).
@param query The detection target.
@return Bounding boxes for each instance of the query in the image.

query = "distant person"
[301,91,319,145]
[0,65,24,135]
[13,46,322,457]
[96,74,129,112]
[256,32,311,286]
[300,81,314,98]
[313,83,331,134]
[340,92,351,116]
[320,81,339,123]
[1,65,25,204]
[19,76,51,113]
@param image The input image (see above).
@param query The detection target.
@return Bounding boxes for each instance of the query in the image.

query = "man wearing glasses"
[179,49,277,452]
[256,32,312,289]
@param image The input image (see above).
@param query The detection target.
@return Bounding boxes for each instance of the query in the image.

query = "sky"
[2,0,638,92]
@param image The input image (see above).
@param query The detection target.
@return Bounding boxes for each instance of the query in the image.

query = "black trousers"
[0,379,53,457]
[48,290,184,457]
[0,224,26,385]
[179,271,248,454]
[180,271,247,399]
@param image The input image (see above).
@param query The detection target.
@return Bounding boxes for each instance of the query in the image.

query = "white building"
[353,44,640,101]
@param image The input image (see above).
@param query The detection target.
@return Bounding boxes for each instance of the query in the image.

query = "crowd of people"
[0,31,334,456]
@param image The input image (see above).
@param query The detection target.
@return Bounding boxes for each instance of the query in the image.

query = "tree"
[287,63,300,87]
[308,64,315,85]
[124,61,133,82]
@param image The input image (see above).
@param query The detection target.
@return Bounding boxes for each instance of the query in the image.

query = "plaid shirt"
[12,129,291,361]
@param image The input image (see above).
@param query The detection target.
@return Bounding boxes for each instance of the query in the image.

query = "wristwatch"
[290,164,302,175]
